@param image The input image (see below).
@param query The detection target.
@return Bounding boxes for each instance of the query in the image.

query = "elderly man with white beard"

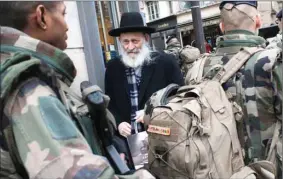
[105,12,183,167]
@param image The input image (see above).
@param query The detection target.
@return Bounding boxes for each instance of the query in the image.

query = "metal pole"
[126,1,129,12]
[127,1,140,12]
[108,1,120,53]
[189,1,205,53]
[109,2,119,29]
[98,1,109,52]
[116,1,121,22]
[76,1,105,90]
[179,31,184,47]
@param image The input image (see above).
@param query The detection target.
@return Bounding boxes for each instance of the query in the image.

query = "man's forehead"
[120,32,144,39]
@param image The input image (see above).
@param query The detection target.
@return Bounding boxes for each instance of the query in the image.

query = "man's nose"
[128,42,135,50]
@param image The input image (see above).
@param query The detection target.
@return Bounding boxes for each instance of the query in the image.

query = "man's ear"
[255,14,262,29]
[144,34,150,42]
[219,22,224,34]
[35,5,47,30]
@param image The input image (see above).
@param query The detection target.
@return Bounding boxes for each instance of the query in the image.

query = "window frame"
[147,1,160,21]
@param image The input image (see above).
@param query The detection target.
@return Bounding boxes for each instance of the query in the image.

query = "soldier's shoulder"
[254,47,281,62]
[266,34,282,50]
[4,77,56,116]
[248,47,282,72]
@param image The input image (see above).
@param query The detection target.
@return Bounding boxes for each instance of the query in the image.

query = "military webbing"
[0,101,29,178]
[195,47,264,161]
[213,47,264,84]
[217,47,264,162]
[266,120,281,161]
[0,54,40,179]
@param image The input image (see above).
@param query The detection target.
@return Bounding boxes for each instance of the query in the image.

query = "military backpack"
[144,47,278,179]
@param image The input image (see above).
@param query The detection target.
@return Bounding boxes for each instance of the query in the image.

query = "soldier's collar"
[216,30,266,48]
[225,30,255,36]
[0,26,27,36]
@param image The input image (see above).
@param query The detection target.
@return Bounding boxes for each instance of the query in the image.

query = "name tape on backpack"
[147,125,171,136]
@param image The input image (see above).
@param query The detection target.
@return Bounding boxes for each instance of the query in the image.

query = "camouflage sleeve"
[272,53,283,121]
[4,77,154,179]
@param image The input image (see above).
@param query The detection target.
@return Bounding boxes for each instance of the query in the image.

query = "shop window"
[94,1,115,53]
[147,1,159,21]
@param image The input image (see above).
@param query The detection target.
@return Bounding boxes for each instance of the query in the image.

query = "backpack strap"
[213,47,264,84]
[0,100,29,178]
[55,79,105,155]
[266,120,282,162]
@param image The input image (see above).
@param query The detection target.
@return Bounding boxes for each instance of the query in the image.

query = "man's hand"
[119,153,127,164]
[118,122,131,137]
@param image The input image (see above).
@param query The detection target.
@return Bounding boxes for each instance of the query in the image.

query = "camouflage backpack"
[144,47,277,179]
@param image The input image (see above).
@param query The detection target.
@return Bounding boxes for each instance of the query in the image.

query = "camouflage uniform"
[0,27,154,179]
[266,33,282,50]
[164,37,182,64]
[164,37,200,77]
[200,30,282,165]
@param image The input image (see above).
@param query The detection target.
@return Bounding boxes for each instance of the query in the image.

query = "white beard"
[120,42,152,69]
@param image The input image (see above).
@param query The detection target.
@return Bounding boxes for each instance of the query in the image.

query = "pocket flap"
[183,99,201,119]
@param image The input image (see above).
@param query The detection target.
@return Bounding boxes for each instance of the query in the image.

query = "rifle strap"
[55,78,103,155]
[1,111,29,178]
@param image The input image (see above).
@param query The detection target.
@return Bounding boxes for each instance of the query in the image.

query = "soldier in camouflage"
[266,9,282,50]
[189,1,282,176]
[164,35,201,77]
[164,35,182,64]
[0,2,154,179]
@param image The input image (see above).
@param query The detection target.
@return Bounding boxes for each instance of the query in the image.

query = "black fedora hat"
[108,12,155,37]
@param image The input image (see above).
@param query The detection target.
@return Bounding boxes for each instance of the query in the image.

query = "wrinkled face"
[43,2,68,50]
[119,32,147,59]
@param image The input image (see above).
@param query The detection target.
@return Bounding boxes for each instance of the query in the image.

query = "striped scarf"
[125,67,141,134]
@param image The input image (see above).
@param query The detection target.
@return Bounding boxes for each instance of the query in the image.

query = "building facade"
[141,1,283,50]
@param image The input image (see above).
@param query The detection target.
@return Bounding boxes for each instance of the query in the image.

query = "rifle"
[80,81,130,174]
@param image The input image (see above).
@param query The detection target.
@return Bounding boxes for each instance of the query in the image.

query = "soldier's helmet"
[166,35,179,45]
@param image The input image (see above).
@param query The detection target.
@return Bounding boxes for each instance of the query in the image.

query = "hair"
[0,1,60,31]
[220,3,259,32]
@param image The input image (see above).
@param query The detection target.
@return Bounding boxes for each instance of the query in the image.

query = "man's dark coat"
[105,52,184,127]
